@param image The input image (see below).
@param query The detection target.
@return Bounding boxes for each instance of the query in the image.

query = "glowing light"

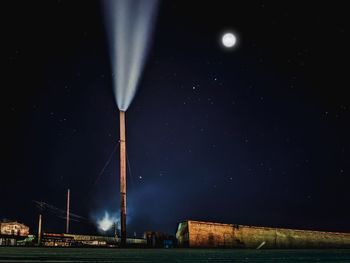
[103,0,159,111]
[97,211,116,232]
[222,32,237,48]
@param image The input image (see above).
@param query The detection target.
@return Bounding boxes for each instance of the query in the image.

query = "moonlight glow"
[222,32,237,48]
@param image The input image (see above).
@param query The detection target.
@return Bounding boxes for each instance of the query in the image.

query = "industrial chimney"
[119,111,126,246]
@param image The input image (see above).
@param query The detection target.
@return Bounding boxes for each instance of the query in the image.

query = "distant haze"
[102,0,159,111]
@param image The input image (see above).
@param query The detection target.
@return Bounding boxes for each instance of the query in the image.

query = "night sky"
[2,1,350,237]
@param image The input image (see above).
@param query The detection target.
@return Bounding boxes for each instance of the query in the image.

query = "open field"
[1,248,350,263]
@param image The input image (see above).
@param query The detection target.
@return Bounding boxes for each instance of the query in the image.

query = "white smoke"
[103,0,159,111]
[97,211,117,232]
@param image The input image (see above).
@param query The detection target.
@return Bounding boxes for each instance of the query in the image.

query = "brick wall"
[176,220,350,248]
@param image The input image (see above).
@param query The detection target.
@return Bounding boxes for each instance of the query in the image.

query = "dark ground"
[1,248,350,263]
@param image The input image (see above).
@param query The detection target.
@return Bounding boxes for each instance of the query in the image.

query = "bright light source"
[97,211,116,232]
[222,32,237,48]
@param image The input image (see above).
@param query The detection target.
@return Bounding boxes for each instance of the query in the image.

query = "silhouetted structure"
[144,231,176,248]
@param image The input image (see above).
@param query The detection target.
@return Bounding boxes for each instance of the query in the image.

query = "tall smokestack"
[66,188,70,233]
[119,111,126,246]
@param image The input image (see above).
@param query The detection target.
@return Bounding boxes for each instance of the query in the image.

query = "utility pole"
[38,202,43,246]
[66,188,70,233]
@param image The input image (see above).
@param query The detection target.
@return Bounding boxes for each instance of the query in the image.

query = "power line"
[126,148,135,188]
[33,200,90,223]
[92,142,119,187]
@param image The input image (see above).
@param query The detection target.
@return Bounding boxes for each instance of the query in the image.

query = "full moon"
[222,32,237,48]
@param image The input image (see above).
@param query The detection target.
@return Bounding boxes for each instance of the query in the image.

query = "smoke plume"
[102,0,159,111]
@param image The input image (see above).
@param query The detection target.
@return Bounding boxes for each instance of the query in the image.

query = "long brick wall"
[176,220,350,248]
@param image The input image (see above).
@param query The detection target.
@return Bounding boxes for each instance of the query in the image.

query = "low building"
[143,231,176,248]
[0,220,30,246]
[176,220,350,249]
[0,221,29,236]
[42,233,147,247]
